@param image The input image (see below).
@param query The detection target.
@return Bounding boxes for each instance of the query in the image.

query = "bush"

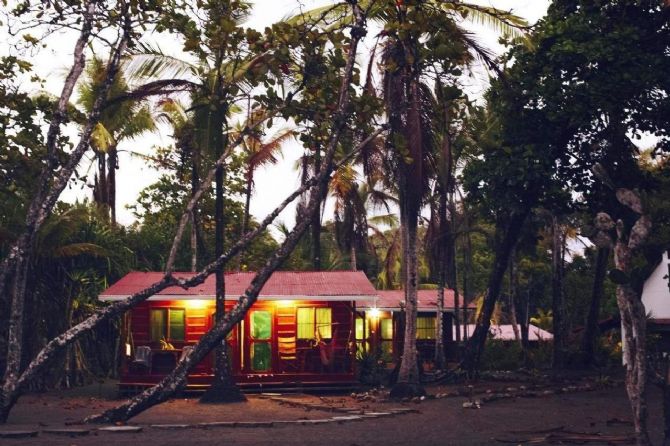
[356,348,388,386]
[480,340,523,371]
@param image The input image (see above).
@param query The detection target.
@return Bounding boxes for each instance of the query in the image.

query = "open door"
[245,308,273,373]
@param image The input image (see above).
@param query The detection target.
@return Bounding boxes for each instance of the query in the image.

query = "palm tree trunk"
[350,245,357,271]
[238,174,253,271]
[391,211,424,397]
[311,146,322,271]
[106,145,118,225]
[200,112,244,403]
[435,187,448,367]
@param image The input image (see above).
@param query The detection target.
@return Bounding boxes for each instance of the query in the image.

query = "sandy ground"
[0,379,664,445]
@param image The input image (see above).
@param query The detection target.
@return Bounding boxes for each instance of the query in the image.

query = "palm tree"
[78,57,156,225]
[233,110,295,246]
[374,2,525,396]
[117,0,265,403]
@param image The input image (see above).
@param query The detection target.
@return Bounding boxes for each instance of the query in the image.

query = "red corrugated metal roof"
[358,289,476,311]
[100,270,377,300]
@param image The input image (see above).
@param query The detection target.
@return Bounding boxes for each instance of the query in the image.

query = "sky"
[2,0,552,229]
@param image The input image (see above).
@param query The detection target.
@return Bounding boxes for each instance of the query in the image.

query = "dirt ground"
[0,378,664,445]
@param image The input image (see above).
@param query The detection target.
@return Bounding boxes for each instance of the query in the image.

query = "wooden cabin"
[356,289,475,365]
[99,271,377,393]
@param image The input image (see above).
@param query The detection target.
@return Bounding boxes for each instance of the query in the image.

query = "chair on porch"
[278,335,300,372]
[129,346,152,373]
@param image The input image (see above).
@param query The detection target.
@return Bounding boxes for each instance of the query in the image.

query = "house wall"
[121,299,356,386]
[642,251,670,320]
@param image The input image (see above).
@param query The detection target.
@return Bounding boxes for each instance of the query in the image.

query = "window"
[416,316,436,340]
[297,307,332,340]
[380,318,393,356]
[355,316,370,353]
[150,308,185,342]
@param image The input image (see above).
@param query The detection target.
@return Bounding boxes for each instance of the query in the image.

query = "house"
[454,324,553,342]
[641,249,670,349]
[100,270,377,393]
[356,289,475,363]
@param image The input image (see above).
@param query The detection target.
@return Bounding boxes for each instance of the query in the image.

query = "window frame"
[149,307,186,343]
[296,306,333,340]
[416,315,436,340]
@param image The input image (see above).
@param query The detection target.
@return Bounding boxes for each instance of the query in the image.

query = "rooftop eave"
[99,294,377,302]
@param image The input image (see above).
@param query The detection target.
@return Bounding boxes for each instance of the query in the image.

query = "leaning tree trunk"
[0,4,129,422]
[462,209,529,376]
[580,247,610,367]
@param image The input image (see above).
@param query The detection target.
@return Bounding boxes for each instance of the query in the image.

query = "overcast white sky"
[3,1,551,228]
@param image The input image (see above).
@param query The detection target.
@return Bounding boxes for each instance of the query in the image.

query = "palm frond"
[449,3,528,39]
[124,41,198,83]
[52,242,109,259]
[117,106,157,140]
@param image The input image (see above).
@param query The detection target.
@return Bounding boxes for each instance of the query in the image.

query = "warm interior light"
[185,299,208,310]
[125,343,132,357]
[275,300,294,307]
[368,307,381,319]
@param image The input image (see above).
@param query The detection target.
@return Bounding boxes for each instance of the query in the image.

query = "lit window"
[150,308,185,342]
[416,316,436,340]
[380,318,393,356]
[297,307,332,340]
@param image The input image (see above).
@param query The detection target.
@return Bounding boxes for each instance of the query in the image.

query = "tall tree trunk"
[106,145,118,225]
[448,194,459,345]
[391,211,424,397]
[509,248,521,344]
[551,215,566,373]
[311,146,322,271]
[580,247,609,366]
[94,152,108,212]
[350,245,357,271]
[189,147,201,272]
[390,79,425,398]
[238,173,253,270]
[591,186,651,445]
[615,228,651,445]
[434,187,448,368]
[200,113,244,403]
[462,209,529,375]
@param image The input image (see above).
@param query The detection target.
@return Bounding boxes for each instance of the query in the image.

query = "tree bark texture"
[615,229,651,446]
